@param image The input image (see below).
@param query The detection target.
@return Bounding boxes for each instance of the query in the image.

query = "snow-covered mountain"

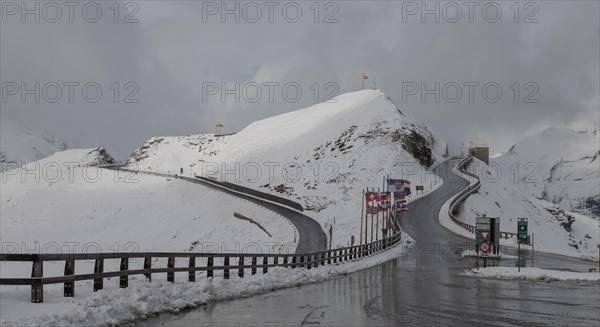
[459,158,599,259]
[126,90,447,245]
[0,116,68,170]
[494,120,600,220]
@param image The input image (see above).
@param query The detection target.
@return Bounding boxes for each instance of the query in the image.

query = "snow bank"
[461,266,600,282]
[1,234,412,326]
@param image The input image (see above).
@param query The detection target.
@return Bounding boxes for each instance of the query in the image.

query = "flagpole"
[365,188,369,245]
[376,187,380,242]
[360,189,364,245]
[371,188,375,243]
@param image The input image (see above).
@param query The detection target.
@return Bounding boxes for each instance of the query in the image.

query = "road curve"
[180,176,327,254]
[113,168,327,254]
[138,159,600,326]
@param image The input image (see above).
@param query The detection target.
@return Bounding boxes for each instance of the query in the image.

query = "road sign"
[479,242,490,253]
[480,231,490,240]
[475,216,490,244]
[518,218,528,242]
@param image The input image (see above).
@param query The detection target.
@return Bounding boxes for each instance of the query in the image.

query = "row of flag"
[364,178,411,215]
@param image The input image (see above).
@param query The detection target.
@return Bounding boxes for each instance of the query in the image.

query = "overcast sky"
[1,0,598,160]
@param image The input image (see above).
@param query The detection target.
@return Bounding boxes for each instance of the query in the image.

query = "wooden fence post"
[207,256,214,278]
[64,259,75,297]
[189,257,196,282]
[238,256,244,278]
[119,258,128,288]
[263,257,268,274]
[143,256,151,282]
[283,256,288,268]
[167,257,175,282]
[31,259,43,303]
[94,258,104,291]
[252,257,257,275]
[223,257,230,279]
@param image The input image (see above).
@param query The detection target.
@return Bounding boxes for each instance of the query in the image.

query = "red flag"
[365,192,379,202]
[362,75,368,80]
[366,205,379,215]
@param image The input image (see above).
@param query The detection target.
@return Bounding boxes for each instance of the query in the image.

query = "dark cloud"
[1,1,598,160]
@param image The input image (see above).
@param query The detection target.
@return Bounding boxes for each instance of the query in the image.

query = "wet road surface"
[137,159,600,326]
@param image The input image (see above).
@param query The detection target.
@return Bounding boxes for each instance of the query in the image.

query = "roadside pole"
[531,233,534,268]
[360,190,364,245]
[518,241,521,273]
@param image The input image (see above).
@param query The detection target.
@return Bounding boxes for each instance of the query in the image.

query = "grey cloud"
[1,1,598,160]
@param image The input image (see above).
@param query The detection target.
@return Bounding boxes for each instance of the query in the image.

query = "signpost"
[518,218,528,243]
[517,218,528,272]
[475,217,490,268]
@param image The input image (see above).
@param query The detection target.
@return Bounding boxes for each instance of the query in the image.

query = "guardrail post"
[300,255,305,268]
[291,256,297,268]
[224,257,230,279]
[306,255,312,269]
[327,251,332,264]
[251,257,257,274]
[189,257,196,282]
[314,254,319,268]
[94,258,103,291]
[283,256,288,268]
[144,256,151,282]
[273,256,278,267]
[238,256,244,277]
[31,259,43,303]
[64,259,75,297]
[263,257,268,274]
[167,257,175,282]
[207,256,214,278]
[120,258,128,288]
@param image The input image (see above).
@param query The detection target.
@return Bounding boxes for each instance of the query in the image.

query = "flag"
[378,200,391,209]
[395,190,410,197]
[366,205,380,215]
[386,179,404,191]
[396,199,406,206]
[365,192,379,202]
[363,75,368,80]
[393,191,405,199]
[379,192,390,200]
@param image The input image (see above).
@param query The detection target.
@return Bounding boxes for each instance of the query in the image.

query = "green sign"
[517,218,528,242]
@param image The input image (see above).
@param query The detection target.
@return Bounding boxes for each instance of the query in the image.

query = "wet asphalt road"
[138,159,600,326]
[180,176,327,254]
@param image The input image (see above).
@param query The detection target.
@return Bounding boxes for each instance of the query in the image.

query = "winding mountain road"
[113,169,327,254]
[139,159,599,326]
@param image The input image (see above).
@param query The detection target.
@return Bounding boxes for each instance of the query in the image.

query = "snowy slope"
[126,90,447,245]
[494,120,600,219]
[458,158,599,259]
[0,116,68,170]
[1,148,296,256]
[1,148,298,321]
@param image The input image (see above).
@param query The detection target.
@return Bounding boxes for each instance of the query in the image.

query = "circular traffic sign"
[479,242,490,253]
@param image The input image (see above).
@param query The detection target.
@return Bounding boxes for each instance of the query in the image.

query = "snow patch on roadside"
[460,266,600,282]
[4,234,413,327]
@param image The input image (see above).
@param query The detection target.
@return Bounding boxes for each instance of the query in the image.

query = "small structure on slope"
[469,136,489,164]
